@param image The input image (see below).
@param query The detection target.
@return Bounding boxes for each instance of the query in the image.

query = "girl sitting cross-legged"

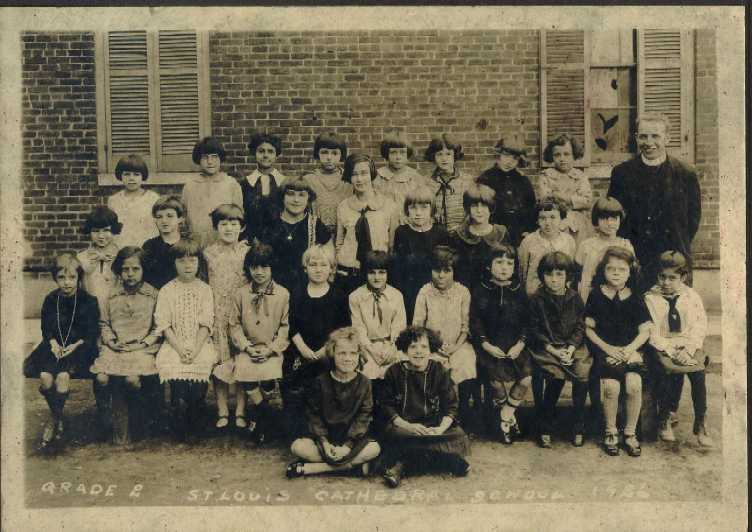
[286,327,381,478]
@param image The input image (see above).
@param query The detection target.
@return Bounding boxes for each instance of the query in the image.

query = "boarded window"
[96,31,211,183]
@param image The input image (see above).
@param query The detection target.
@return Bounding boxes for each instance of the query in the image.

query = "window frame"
[539,29,695,172]
[94,30,212,186]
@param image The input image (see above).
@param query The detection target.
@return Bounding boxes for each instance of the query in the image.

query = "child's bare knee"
[95,373,110,386]
[625,373,642,395]
[518,375,533,388]
[125,376,141,389]
[39,373,54,389]
[55,372,70,392]
[362,441,381,461]
[600,379,620,399]
[290,438,307,457]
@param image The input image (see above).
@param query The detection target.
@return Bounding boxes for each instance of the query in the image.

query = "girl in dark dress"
[476,135,537,247]
[25,254,100,450]
[241,131,286,242]
[449,182,509,290]
[527,251,592,448]
[392,185,449,323]
[585,247,651,457]
[259,176,331,295]
[286,327,381,478]
[379,326,471,488]
[470,244,532,443]
[283,244,350,437]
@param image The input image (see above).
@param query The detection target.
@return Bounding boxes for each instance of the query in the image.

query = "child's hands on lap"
[50,339,63,358]
[507,342,525,360]
[482,341,506,359]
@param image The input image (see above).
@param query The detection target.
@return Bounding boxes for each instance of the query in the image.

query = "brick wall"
[210,31,541,181]
[20,29,719,271]
[20,32,181,271]
[692,29,720,269]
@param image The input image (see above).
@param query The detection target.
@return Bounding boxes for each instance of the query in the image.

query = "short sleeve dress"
[154,278,218,383]
[412,282,476,383]
[203,240,250,382]
[585,286,651,379]
[107,189,160,248]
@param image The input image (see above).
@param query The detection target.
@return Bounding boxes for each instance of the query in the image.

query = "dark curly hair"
[424,133,464,162]
[543,133,584,163]
[395,326,443,354]
[248,131,283,156]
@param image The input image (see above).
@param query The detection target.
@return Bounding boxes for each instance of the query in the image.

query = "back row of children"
[26,129,712,481]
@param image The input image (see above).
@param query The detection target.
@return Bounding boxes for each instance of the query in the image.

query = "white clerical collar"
[640,153,667,167]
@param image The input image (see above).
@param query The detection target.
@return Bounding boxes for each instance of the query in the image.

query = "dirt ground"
[24,341,724,508]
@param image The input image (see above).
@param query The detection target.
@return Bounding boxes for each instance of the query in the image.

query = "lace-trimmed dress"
[203,241,250,382]
[154,278,218,383]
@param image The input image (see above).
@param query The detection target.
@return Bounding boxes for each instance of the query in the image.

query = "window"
[95,30,211,185]
[540,29,694,168]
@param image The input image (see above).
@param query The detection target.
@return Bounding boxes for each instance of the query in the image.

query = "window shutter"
[155,31,203,172]
[638,30,694,161]
[540,30,590,166]
[105,31,153,171]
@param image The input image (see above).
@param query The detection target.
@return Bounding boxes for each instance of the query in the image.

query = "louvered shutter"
[638,30,694,161]
[540,30,590,166]
[156,31,203,171]
[105,31,153,171]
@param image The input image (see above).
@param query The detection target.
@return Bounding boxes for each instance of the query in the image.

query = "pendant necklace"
[56,290,78,354]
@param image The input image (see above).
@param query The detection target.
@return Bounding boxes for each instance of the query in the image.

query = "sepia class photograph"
[0,5,746,532]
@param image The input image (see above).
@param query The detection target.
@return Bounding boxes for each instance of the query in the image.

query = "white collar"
[640,153,667,167]
[600,284,632,300]
[245,168,285,187]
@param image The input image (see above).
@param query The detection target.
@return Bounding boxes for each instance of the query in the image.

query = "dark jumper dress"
[25,288,100,378]
[585,286,651,380]
[305,371,374,466]
[379,360,469,457]
[470,280,533,382]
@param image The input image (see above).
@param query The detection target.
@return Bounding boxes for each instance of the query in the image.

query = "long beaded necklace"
[56,290,77,356]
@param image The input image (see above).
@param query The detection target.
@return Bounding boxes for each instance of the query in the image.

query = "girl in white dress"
[154,238,218,442]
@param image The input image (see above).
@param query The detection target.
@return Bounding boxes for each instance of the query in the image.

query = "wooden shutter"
[98,30,209,177]
[105,31,153,171]
[540,30,590,166]
[156,31,203,171]
[638,30,694,161]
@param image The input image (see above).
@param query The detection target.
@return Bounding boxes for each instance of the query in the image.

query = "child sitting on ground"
[379,326,471,488]
[287,327,380,478]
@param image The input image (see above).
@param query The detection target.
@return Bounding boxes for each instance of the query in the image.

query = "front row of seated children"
[27,224,713,481]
